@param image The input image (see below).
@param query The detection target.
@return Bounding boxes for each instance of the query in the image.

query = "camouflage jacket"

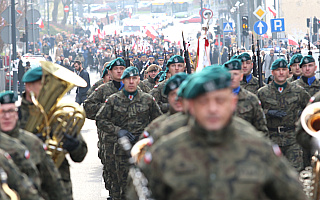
[292,76,320,97]
[86,79,104,97]
[131,116,306,200]
[235,88,268,136]
[138,81,151,93]
[257,81,310,146]
[84,81,120,120]
[287,75,300,83]
[149,80,169,113]
[19,95,35,130]
[3,125,68,200]
[142,77,156,93]
[0,149,44,200]
[240,76,264,94]
[0,131,41,190]
[96,90,162,153]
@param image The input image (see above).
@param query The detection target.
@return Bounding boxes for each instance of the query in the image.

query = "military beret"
[121,66,139,79]
[300,55,315,67]
[0,91,17,104]
[159,72,167,82]
[146,64,160,73]
[163,73,188,95]
[154,71,164,82]
[167,55,184,66]
[231,55,238,60]
[109,58,125,70]
[271,58,288,70]
[289,54,303,66]
[22,67,43,83]
[238,53,251,62]
[182,65,231,99]
[101,63,109,78]
[224,59,242,70]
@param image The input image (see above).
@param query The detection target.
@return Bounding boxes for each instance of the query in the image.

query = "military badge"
[174,57,178,63]
[128,95,134,100]
[144,152,152,164]
[278,87,283,93]
[116,60,121,65]
[304,58,309,63]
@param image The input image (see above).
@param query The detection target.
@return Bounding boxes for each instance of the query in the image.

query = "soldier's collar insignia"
[128,95,134,100]
[278,87,284,93]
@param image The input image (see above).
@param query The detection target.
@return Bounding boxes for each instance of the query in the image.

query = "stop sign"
[64,5,69,13]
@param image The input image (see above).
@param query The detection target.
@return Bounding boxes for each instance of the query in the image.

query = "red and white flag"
[196,32,211,72]
[36,18,44,29]
[144,26,158,40]
[268,6,277,17]
[132,38,136,50]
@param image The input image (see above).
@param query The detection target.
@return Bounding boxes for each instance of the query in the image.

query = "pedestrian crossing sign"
[223,22,233,32]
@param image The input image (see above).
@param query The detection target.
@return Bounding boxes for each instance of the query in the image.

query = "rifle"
[182,32,191,74]
[286,52,290,64]
[308,34,312,55]
[257,39,263,88]
[164,48,167,68]
[298,40,301,53]
[252,35,257,77]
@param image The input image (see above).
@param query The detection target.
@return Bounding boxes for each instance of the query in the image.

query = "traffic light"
[313,17,319,34]
[20,33,26,42]
[307,18,310,28]
[242,16,248,36]
[214,26,220,35]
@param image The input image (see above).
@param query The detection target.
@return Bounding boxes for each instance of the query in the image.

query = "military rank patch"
[310,96,315,103]
[105,99,108,103]
[272,144,282,157]
[144,152,152,164]
[24,150,30,159]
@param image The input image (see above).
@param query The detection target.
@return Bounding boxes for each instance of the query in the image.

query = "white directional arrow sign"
[254,20,268,35]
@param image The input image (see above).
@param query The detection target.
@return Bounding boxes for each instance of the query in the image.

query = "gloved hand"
[267,109,287,118]
[62,133,80,152]
[118,129,137,143]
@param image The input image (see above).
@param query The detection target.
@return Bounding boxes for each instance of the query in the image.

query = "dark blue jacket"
[76,69,90,96]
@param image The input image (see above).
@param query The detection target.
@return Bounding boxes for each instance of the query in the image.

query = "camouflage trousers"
[102,134,118,198]
[62,180,73,200]
[114,143,130,200]
[280,143,304,171]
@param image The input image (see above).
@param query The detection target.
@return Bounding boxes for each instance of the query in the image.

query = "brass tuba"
[24,61,87,167]
[300,102,320,199]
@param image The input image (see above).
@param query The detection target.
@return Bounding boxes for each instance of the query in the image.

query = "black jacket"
[76,69,90,96]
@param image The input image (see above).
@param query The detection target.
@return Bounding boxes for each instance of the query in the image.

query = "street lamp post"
[231,1,244,49]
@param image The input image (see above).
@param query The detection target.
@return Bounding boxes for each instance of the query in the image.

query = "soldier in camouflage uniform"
[0,148,45,200]
[19,67,88,200]
[0,91,68,200]
[257,58,310,171]
[96,66,162,200]
[84,58,126,197]
[239,53,264,94]
[287,54,303,82]
[224,59,268,135]
[86,62,111,97]
[292,55,320,97]
[149,55,186,113]
[127,66,306,200]
[138,64,161,93]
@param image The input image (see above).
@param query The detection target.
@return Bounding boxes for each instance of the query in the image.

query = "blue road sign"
[254,21,268,35]
[223,22,233,32]
[270,18,285,32]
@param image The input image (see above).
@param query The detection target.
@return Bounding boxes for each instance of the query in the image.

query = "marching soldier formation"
[2,32,320,200]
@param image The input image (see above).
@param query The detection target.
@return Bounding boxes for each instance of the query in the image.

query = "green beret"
[154,71,164,82]
[0,91,17,104]
[300,55,315,67]
[289,54,303,66]
[231,55,238,60]
[109,58,125,70]
[238,53,251,62]
[167,55,184,67]
[271,58,288,70]
[163,73,188,95]
[159,72,167,82]
[177,74,194,98]
[101,64,109,78]
[182,66,231,99]
[22,67,43,83]
[224,59,242,70]
[121,66,139,79]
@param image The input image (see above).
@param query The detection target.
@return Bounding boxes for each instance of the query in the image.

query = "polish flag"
[196,33,211,72]
[144,26,158,40]
[268,6,277,17]
[132,38,136,50]
[36,18,44,29]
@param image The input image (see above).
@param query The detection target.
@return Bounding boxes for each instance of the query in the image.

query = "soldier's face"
[148,70,159,79]
[291,63,302,76]
[230,70,243,89]
[168,88,183,112]
[272,68,289,84]
[158,59,164,65]
[123,76,140,92]
[141,56,147,62]
[169,63,185,76]
[0,104,18,132]
[301,62,317,78]
[188,88,237,131]
[241,60,252,76]
[110,66,126,81]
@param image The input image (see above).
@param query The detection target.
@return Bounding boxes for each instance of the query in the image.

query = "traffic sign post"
[254,21,268,35]
[270,18,285,32]
[223,22,233,32]
[202,9,213,20]
[253,6,267,20]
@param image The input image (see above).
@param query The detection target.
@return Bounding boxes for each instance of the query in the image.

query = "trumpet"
[299,102,320,199]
